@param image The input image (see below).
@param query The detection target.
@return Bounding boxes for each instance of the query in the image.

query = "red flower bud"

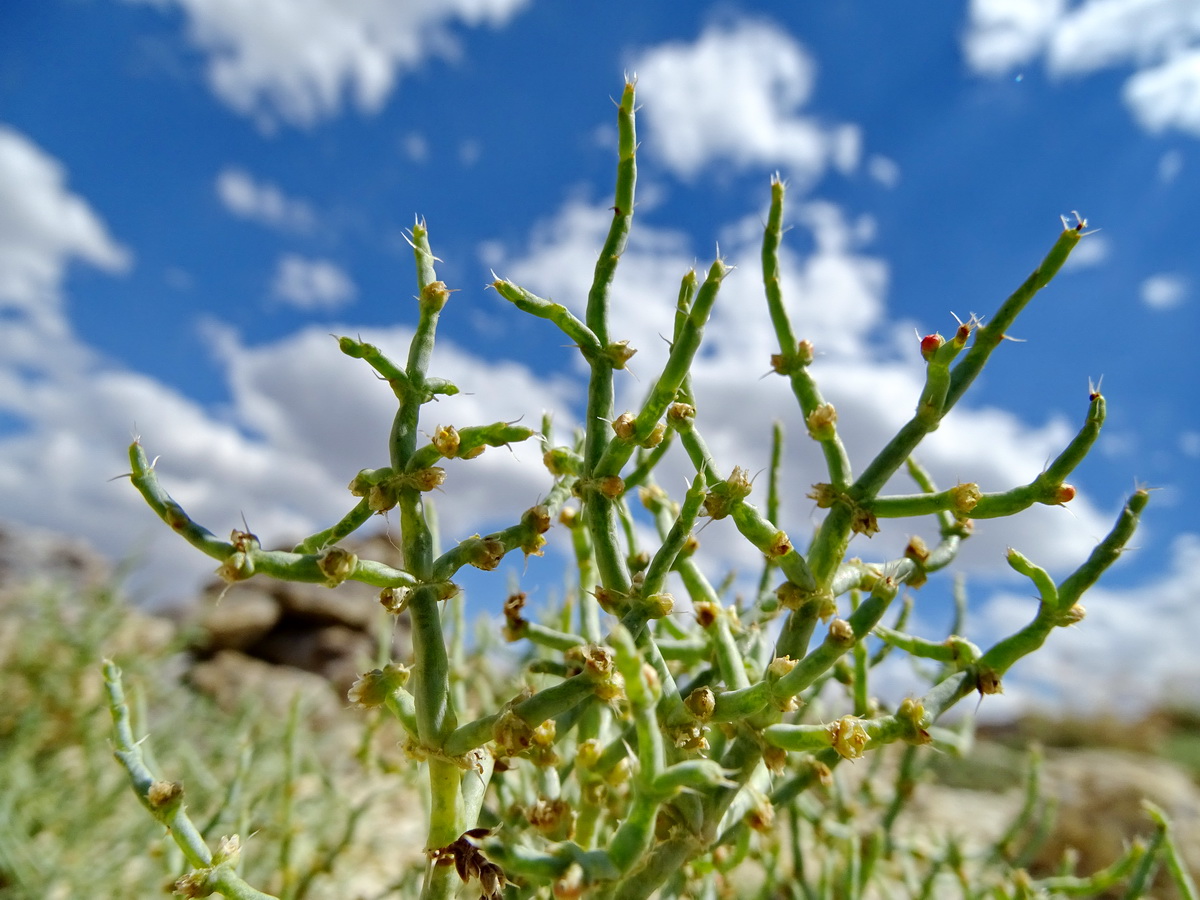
[920,333,944,360]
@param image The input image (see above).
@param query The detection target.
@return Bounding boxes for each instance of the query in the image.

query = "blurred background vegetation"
[1,531,1196,899]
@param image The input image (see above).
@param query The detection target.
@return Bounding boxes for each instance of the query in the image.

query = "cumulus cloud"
[216,166,315,232]
[0,127,131,412]
[1123,47,1200,135]
[487,192,1114,584]
[125,0,531,129]
[0,128,574,605]
[867,154,901,189]
[1158,148,1184,181]
[961,0,1067,74]
[0,127,130,312]
[963,0,1200,137]
[1044,0,1200,76]
[271,254,357,310]
[1062,231,1111,269]
[1139,271,1189,308]
[0,322,576,605]
[629,21,861,183]
[401,133,429,164]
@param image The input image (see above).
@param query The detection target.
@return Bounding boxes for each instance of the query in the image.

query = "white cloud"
[487,193,1113,583]
[0,127,130,316]
[963,0,1200,137]
[0,128,1173,717]
[867,154,901,189]
[271,254,357,310]
[0,127,131,411]
[126,0,531,129]
[458,138,482,167]
[1158,148,1184,181]
[1063,231,1111,269]
[1139,271,1189,308]
[0,315,578,606]
[1123,47,1200,135]
[0,129,576,606]
[962,0,1067,74]
[629,21,861,182]
[216,166,315,232]
[401,133,429,164]
[1045,0,1200,75]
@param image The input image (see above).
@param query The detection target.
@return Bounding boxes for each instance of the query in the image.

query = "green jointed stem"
[1036,843,1148,896]
[673,268,698,338]
[1122,823,1165,900]
[851,594,870,716]
[871,625,981,666]
[425,756,466,852]
[407,422,536,470]
[104,661,278,900]
[582,79,636,464]
[730,501,815,590]
[674,553,721,608]
[587,79,637,344]
[337,334,406,385]
[670,411,719,484]
[1145,801,1199,900]
[490,279,601,356]
[580,80,638,597]
[337,335,458,403]
[981,489,1147,677]
[852,226,1083,502]
[623,437,673,490]
[708,681,770,722]
[772,578,899,701]
[762,176,852,487]
[117,83,1156,900]
[756,420,785,597]
[129,442,417,588]
[442,674,595,756]
[292,498,374,553]
[596,257,728,477]
[1042,391,1105,484]
[913,392,1102,520]
[946,225,1082,412]
[391,222,445,473]
[762,181,798,354]
[1056,486,1148,608]
[128,442,233,562]
[1007,549,1059,607]
[513,620,588,652]
[385,686,419,738]
[640,473,706,597]
[408,583,456,746]
[802,226,1084,595]
[709,609,752,691]
[104,661,211,868]
[609,624,664,776]
[431,515,548,582]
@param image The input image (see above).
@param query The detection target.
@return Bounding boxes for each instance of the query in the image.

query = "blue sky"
[2,0,1197,715]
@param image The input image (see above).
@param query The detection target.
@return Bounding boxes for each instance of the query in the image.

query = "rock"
[187,649,346,729]
[253,622,372,693]
[0,520,111,598]
[189,531,412,696]
[196,588,280,652]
